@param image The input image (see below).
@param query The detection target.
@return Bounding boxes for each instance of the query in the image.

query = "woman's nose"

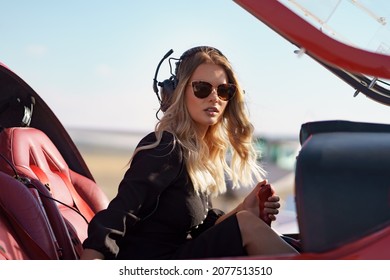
[209,88,219,101]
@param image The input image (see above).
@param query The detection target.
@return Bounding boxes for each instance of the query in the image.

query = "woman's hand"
[241,180,280,222]
[80,248,104,260]
[218,180,281,225]
[263,193,280,223]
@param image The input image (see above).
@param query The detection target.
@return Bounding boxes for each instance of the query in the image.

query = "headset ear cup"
[159,77,176,112]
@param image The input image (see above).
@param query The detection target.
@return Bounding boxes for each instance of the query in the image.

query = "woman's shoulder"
[136,131,180,157]
[130,131,183,168]
[139,131,176,146]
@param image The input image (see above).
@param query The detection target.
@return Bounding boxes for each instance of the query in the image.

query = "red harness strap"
[30,165,51,193]
[54,171,95,222]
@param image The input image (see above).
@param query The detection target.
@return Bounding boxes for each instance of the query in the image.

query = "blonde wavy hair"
[133,46,265,196]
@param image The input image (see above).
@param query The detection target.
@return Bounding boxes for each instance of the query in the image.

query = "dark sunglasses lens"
[217,84,236,101]
[192,81,212,98]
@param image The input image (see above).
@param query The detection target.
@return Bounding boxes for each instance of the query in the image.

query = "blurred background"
[68,128,300,233]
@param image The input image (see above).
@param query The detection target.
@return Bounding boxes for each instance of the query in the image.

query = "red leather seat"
[0,127,109,258]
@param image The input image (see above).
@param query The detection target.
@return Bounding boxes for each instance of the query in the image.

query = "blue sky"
[1,0,389,139]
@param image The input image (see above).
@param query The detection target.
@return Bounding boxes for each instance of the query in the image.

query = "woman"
[81,46,298,259]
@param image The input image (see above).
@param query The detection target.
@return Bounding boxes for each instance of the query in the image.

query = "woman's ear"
[159,77,176,112]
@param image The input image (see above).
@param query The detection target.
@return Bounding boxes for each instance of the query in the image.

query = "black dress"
[82,131,246,259]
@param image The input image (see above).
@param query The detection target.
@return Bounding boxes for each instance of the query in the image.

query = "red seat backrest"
[0,127,109,257]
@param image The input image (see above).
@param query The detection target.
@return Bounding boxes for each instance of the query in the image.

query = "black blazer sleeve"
[83,131,183,258]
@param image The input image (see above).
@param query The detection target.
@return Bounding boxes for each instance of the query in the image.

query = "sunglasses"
[191,81,236,101]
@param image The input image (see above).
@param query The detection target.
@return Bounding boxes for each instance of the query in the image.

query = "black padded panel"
[295,121,390,253]
[300,120,390,145]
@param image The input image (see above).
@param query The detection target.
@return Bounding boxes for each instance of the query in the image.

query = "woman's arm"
[81,132,183,258]
[216,180,280,224]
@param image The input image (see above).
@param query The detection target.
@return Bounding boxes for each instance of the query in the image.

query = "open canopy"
[234,0,390,106]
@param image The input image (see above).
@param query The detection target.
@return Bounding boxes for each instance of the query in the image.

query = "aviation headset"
[152,46,225,113]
